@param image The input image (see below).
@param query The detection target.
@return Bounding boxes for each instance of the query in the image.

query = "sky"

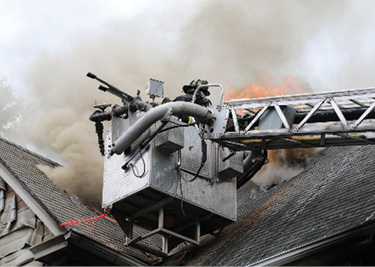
[2,0,375,205]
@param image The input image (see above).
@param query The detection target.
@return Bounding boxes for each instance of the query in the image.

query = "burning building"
[2,74,375,265]
[3,129,375,265]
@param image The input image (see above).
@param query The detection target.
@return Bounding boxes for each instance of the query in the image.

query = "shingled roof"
[0,137,152,265]
[3,135,375,265]
[185,145,375,266]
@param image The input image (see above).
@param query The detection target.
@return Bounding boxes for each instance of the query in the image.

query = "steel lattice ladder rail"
[209,87,375,151]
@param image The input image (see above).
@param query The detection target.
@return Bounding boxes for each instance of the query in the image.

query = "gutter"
[69,230,147,266]
[31,229,147,266]
[30,232,70,262]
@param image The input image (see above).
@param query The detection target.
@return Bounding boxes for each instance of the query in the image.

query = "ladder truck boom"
[87,73,375,258]
[212,87,375,151]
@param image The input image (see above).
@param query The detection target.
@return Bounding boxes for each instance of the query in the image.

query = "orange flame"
[224,74,313,165]
[224,74,306,100]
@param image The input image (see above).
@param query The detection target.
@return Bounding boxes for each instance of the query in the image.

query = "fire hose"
[60,213,110,227]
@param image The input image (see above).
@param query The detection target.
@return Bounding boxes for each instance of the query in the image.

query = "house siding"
[0,177,54,266]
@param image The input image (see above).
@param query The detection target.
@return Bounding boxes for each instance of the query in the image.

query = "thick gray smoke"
[179,0,375,90]
[252,148,319,191]
[3,0,375,206]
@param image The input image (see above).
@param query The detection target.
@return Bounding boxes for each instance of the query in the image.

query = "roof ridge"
[0,137,60,167]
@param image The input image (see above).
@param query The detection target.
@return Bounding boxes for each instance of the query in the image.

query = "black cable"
[130,148,147,178]
[189,140,207,182]
[158,118,211,134]
[123,119,186,172]
[188,164,204,182]
[123,117,210,171]
[139,120,168,149]
[122,121,167,171]
[176,165,187,217]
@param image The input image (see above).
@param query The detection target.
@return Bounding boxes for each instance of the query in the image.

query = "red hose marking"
[175,250,187,265]
[60,213,109,226]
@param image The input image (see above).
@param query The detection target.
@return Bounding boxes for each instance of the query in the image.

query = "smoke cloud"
[32,108,103,207]
[252,148,319,191]
[3,0,375,207]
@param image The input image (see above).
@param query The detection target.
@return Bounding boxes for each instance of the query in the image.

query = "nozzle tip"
[87,72,96,79]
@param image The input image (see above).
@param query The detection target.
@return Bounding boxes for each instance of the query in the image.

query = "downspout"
[111,102,213,155]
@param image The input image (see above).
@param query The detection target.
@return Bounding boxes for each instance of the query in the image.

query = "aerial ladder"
[216,88,375,150]
[87,72,375,257]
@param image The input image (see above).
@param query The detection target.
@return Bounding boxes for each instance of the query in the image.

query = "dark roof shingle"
[187,145,375,265]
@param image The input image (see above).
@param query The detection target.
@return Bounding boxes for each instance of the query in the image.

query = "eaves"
[30,229,147,266]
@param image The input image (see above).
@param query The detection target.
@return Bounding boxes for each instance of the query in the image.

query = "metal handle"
[192,83,225,106]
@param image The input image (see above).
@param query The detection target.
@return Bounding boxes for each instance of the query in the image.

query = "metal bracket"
[125,207,206,257]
